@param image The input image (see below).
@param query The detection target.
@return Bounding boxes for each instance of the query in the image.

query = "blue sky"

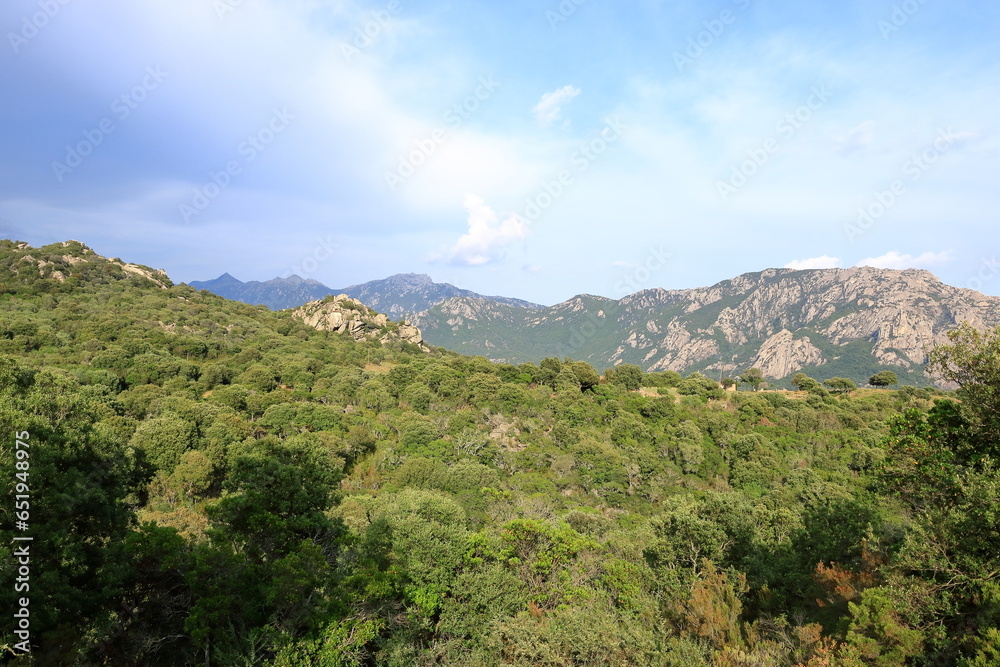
[1,0,997,305]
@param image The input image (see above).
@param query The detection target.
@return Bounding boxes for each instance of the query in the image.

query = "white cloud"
[532,85,581,128]
[856,250,953,270]
[431,194,527,266]
[784,255,842,270]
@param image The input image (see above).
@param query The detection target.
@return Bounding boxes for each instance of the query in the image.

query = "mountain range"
[131,255,1000,386]
[187,272,543,315]
[410,266,1000,386]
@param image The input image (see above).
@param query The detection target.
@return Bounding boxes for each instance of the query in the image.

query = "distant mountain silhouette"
[187,272,543,315]
[188,274,334,310]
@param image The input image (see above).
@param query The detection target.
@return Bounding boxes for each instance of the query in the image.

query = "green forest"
[1,241,999,666]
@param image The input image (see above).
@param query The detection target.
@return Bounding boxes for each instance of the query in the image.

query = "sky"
[1,0,998,306]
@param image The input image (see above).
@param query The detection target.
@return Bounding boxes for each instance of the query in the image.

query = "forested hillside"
[1,240,999,666]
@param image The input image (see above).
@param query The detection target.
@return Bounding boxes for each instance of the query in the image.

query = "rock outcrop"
[749,330,825,379]
[9,240,172,288]
[293,294,426,347]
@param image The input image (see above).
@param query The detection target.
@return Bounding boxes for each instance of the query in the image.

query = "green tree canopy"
[791,372,821,391]
[604,363,644,391]
[824,377,857,394]
[869,370,899,388]
[928,323,1000,450]
[738,367,765,391]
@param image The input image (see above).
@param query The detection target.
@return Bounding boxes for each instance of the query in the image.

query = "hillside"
[2,239,998,665]
[414,266,1000,386]
[188,271,543,315]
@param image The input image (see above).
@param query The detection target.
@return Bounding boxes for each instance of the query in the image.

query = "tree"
[928,323,1000,450]
[539,357,562,390]
[679,373,726,400]
[605,364,644,391]
[738,367,764,392]
[169,450,215,501]
[869,371,899,388]
[129,413,196,473]
[791,372,821,391]
[189,440,346,658]
[0,359,152,662]
[569,360,600,392]
[721,377,737,390]
[824,377,857,394]
[236,363,279,392]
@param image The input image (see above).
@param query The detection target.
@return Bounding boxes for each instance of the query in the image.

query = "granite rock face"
[293,294,426,347]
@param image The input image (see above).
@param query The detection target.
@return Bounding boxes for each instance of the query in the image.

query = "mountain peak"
[384,273,434,288]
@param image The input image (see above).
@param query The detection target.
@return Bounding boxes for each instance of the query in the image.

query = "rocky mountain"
[292,294,426,348]
[334,273,543,320]
[412,267,1000,386]
[187,273,333,310]
[187,272,543,315]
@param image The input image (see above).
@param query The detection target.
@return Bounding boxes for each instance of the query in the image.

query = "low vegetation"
[1,241,998,665]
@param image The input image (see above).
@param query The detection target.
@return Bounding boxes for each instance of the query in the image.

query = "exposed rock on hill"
[749,330,825,379]
[3,239,172,289]
[292,294,426,348]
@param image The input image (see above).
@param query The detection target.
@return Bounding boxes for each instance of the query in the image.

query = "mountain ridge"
[187,271,544,315]
[412,266,1000,386]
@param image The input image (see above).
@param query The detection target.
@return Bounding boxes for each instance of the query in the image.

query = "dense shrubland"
[1,241,998,665]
